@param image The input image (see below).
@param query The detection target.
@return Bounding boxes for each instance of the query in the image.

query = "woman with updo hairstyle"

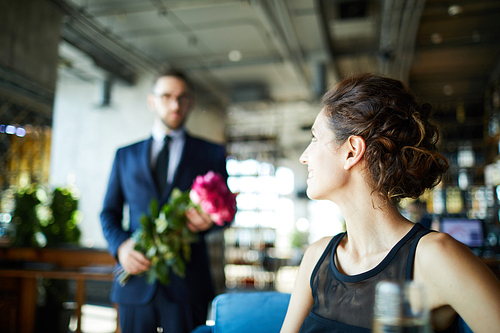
[280,74,500,333]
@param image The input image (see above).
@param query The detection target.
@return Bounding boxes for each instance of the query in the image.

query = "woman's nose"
[299,151,307,164]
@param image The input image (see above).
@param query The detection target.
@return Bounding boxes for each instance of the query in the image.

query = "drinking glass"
[372,280,431,333]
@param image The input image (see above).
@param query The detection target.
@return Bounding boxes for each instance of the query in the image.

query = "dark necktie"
[154,136,171,194]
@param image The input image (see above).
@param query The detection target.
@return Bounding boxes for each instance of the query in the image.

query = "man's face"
[148,76,194,130]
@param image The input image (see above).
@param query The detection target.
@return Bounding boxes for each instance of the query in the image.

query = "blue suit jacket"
[100,133,227,315]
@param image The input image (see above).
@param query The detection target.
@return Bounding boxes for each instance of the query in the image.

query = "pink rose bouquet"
[116,171,236,286]
[190,171,237,226]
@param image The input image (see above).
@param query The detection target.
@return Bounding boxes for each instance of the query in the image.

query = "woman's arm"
[415,232,500,332]
[281,237,331,333]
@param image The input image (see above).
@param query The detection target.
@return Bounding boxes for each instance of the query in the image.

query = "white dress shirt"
[150,125,186,185]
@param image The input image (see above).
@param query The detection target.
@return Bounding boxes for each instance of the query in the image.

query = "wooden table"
[0,247,117,333]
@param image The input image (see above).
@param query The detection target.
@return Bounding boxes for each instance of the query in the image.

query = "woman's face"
[299,109,348,201]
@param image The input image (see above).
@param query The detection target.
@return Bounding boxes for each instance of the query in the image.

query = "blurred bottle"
[373,280,431,333]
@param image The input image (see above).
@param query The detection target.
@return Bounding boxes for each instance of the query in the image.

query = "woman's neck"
[338,195,413,257]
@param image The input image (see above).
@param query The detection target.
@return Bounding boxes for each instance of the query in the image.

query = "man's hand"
[117,238,151,275]
[185,208,214,232]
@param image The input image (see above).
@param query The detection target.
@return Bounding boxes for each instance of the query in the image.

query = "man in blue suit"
[100,70,228,333]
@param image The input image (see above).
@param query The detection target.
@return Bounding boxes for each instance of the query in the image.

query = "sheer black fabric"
[299,223,458,333]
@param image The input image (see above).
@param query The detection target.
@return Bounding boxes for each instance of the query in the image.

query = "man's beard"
[162,117,185,130]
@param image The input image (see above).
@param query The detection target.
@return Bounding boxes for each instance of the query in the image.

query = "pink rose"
[190,171,237,226]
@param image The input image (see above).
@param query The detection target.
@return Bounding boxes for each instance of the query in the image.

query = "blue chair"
[191,291,291,333]
[191,291,473,333]
[458,317,473,333]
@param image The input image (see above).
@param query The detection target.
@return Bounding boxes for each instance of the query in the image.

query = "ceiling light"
[472,30,481,43]
[443,84,454,96]
[5,125,16,135]
[228,50,242,62]
[431,33,443,44]
[456,102,466,124]
[448,5,463,16]
[16,127,26,137]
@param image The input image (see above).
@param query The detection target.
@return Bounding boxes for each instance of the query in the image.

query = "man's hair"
[153,69,194,93]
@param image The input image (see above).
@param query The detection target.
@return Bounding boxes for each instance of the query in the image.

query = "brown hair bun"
[322,73,449,203]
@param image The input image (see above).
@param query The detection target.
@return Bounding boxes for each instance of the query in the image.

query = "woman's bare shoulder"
[414,231,477,274]
[415,231,499,300]
[415,232,500,332]
[304,236,335,261]
[416,231,473,263]
[280,237,336,333]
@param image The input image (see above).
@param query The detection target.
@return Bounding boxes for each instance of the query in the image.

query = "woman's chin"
[306,188,318,200]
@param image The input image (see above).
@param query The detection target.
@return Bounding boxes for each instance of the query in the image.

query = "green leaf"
[139,214,152,234]
[170,188,183,201]
[164,250,175,261]
[125,190,198,286]
[146,245,157,258]
[156,242,168,255]
[150,199,159,218]
[182,243,191,261]
[172,237,181,252]
[171,255,186,278]
[155,216,168,234]
[146,269,156,285]
[158,270,170,285]
[131,229,142,243]
[170,189,190,208]
[155,259,171,285]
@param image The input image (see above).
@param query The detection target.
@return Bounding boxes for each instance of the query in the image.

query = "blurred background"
[1,0,500,332]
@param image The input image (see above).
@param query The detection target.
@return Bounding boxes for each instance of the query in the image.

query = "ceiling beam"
[251,0,311,93]
[61,24,136,84]
[315,0,341,83]
[49,0,161,84]
[172,56,282,71]
[85,0,242,17]
[50,0,229,110]
[379,0,426,83]
[417,37,500,51]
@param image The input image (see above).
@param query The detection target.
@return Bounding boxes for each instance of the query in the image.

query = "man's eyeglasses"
[154,93,191,105]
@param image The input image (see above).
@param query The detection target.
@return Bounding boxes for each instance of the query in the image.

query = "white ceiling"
[59,0,333,105]
[53,0,500,157]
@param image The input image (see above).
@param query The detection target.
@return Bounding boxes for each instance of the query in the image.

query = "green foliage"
[290,228,309,249]
[11,186,41,247]
[10,185,81,248]
[8,185,80,333]
[118,189,197,286]
[41,188,81,247]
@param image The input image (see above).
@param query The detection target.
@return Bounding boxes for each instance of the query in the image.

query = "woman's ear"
[344,135,366,170]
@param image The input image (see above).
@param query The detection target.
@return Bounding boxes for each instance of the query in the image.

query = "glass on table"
[372,280,431,333]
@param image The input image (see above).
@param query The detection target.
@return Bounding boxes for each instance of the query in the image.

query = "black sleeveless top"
[299,223,459,333]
